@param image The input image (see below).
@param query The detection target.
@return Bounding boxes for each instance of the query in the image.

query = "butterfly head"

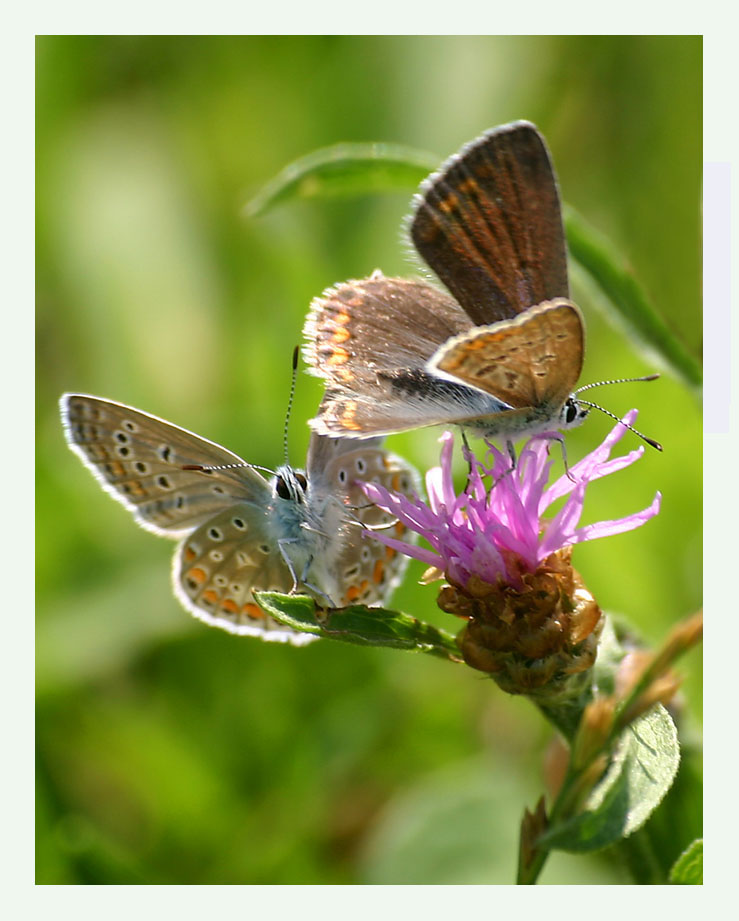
[561,396,590,430]
[273,465,309,505]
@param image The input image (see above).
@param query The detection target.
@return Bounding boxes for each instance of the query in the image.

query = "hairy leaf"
[539,704,680,853]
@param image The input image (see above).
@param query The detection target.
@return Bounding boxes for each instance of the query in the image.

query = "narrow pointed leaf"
[244,143,438,217]
[254,591,463,663]
[564,205,702,395]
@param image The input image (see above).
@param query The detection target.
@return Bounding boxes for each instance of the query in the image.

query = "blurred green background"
[36,36,701,884]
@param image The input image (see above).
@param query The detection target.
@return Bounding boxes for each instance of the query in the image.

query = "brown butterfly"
[303,121,619,445]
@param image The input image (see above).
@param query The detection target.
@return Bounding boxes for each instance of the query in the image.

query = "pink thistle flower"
[361,410,661,593]
[361,412,661,698]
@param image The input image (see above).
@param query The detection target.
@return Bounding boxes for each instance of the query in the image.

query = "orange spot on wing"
[202,589,219,604]
[333,310,352,325]
[457,178,480,195]
[328,346,350,366]
[439,193,459,214]
[344,584,361,603]
[184,546,197,562]
[394,521,406,536]
[391,472,401,491]
[220,598,239,614]
[385,546,397,560]
[242,602,264,619]
[340,402,362,431]
[373,560,384,583]
[331,326,351,344]
[187,567,207,584]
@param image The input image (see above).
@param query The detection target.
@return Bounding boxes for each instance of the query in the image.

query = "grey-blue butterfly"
[60,393,418,645]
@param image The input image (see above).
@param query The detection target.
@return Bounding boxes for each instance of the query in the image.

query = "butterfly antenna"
[574,400,663,451]
[283,345,300,465]
[182,462,276,475]
[574,373,660,395]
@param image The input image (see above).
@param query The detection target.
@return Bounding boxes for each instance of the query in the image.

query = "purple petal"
[538,479,588,560]
[570,492,662,543]
[365,529,443,567]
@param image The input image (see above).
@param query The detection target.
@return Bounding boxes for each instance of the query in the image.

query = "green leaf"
[614,738,702,883]
[564,205,702,396]
[244,143,438,217]
[539,704,680,853]
[669,838,703,884]
[254,592,463,663]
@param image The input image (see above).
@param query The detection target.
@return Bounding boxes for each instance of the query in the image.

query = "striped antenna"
[575,399,662,451]
[283,345,300,465]
[574,373,659,395]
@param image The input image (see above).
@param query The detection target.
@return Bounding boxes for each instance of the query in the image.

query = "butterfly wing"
[304,274,497,437]
[61,393,271,538]
[429,299,584,411]
[305,434,420,607]
[61,393,320,644]
[410,121,569,325]
[172,504,317,644]
[304,273,471,377]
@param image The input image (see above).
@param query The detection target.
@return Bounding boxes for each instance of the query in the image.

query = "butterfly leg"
[339,501,397,533]
[276,537,302,592]
[551,434,576,483]
[488,439,518,489]
[297,551,335,605]
[461,430,476,478]
[277,537,336,608]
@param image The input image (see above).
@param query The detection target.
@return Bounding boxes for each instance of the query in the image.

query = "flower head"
[362,411,660,593]
[361,413,661,699]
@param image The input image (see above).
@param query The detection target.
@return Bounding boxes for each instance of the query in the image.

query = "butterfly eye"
[275,475,291,500]
[295,473,308,491]
[564,400,579,425]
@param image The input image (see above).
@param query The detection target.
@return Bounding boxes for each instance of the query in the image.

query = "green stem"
[517,767,583,884]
